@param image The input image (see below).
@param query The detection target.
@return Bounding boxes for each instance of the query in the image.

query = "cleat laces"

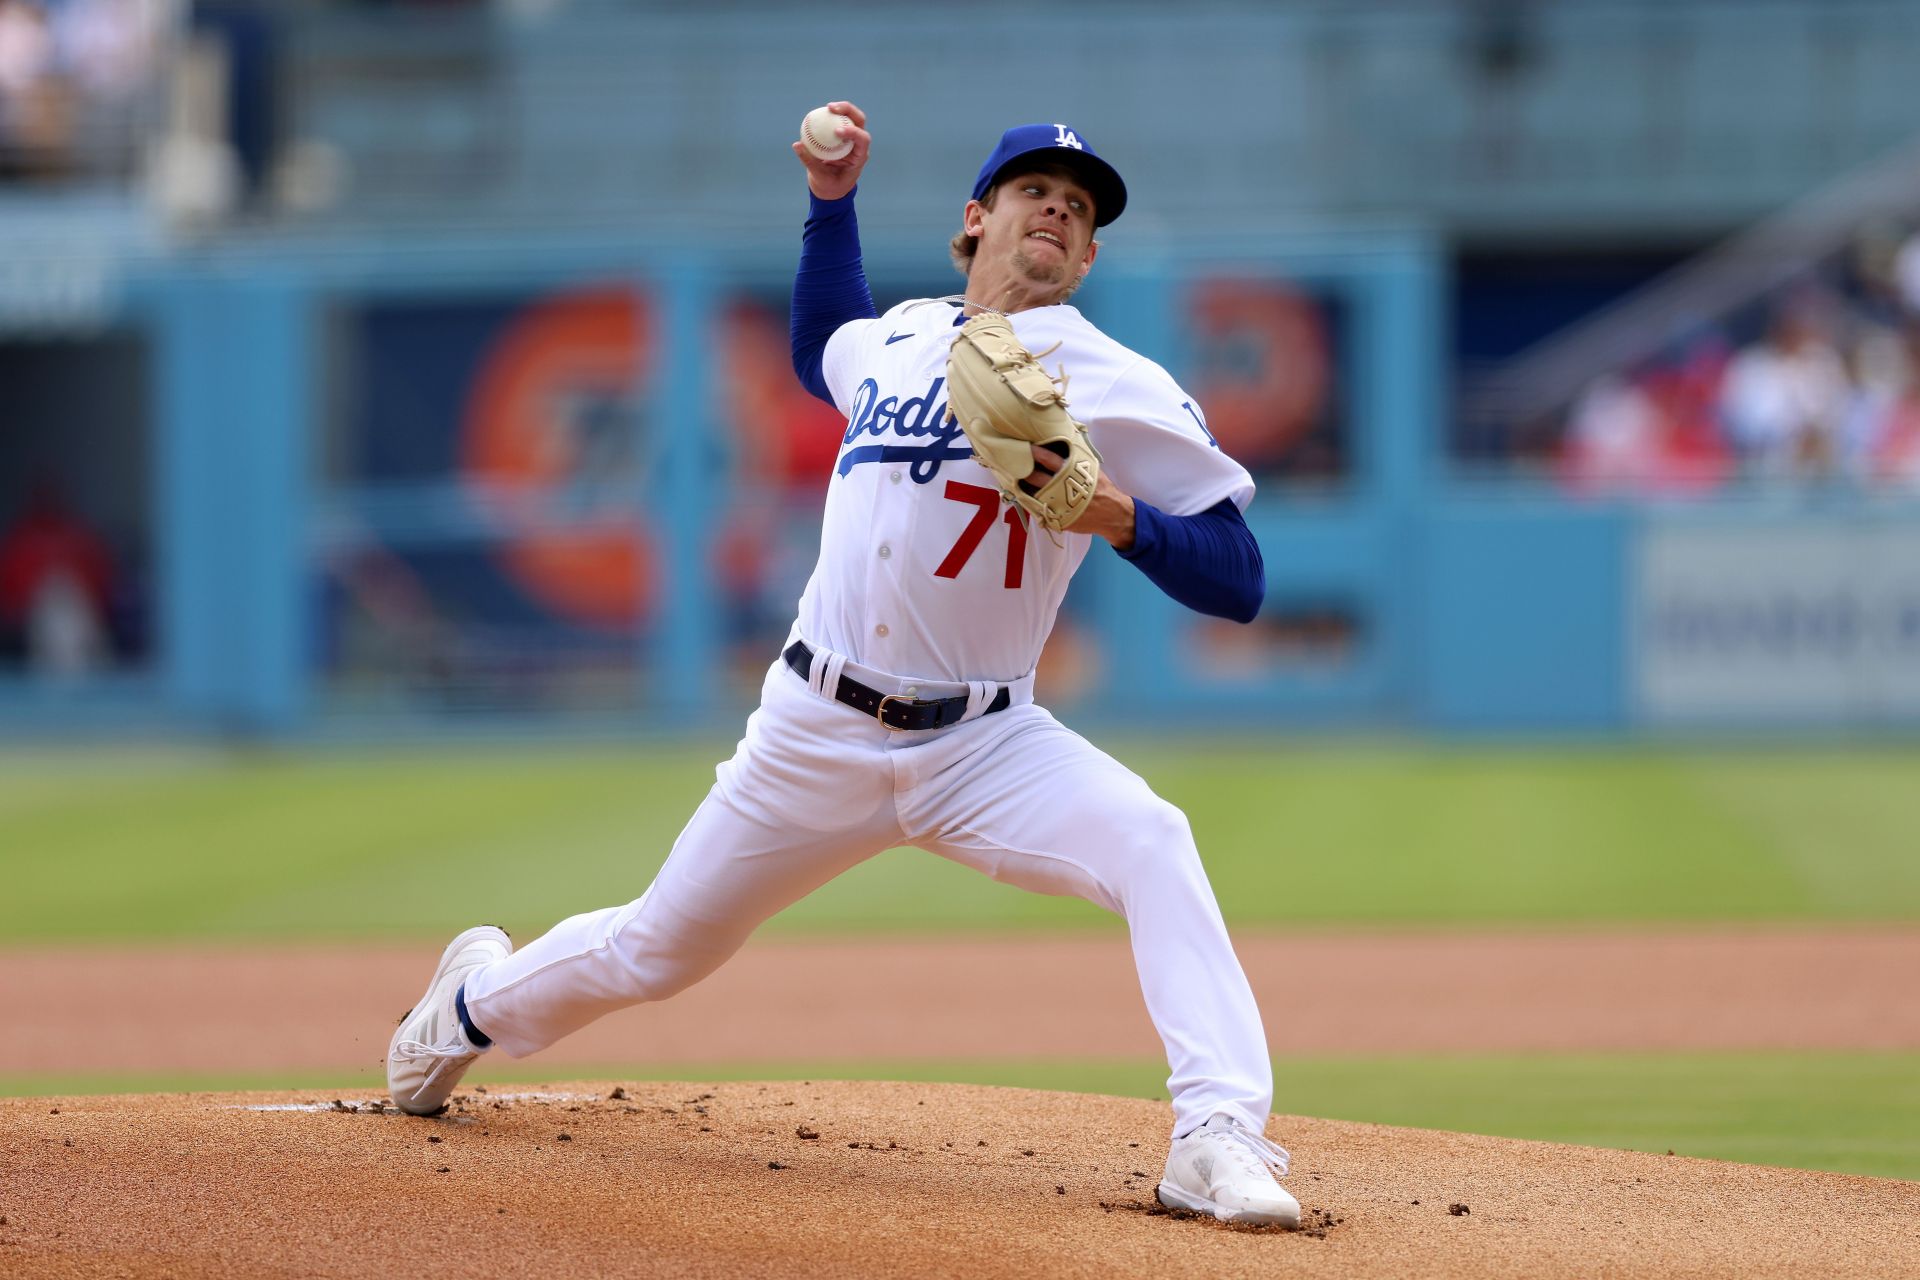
[391,1036,476,1090]
[1201,1120,1291,1181]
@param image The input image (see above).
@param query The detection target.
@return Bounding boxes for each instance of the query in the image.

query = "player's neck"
[963,266,1070,316]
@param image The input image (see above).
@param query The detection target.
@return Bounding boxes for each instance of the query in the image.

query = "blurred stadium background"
[2,0,1917,1177]
[5,0,1920,734]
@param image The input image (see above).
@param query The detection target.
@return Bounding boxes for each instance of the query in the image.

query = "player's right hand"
[793,102,870,202]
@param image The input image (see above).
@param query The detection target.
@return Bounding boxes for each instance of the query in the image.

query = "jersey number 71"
[934,481,1028,589]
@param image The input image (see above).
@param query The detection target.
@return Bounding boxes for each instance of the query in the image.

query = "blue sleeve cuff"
[1118,498,1165,564]
[1116,498,1265,623]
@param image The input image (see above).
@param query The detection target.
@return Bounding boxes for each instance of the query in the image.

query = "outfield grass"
[4,1051,1911,1182]
[2,743,1917,940]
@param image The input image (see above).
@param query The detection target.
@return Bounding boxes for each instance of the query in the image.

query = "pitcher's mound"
[3,1080,1913,1278]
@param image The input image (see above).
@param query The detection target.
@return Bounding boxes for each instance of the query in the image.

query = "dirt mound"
[2,1081,1913,1278]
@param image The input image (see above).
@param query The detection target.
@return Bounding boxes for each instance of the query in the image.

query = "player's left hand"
[1029,446,1136,550]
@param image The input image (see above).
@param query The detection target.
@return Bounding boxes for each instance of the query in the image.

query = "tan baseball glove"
[945,310,1102,532]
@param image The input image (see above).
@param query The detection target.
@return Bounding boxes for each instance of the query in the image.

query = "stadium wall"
[3,226,1917,738]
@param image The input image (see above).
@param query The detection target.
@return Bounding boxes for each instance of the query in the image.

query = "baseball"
[800,105,854,161]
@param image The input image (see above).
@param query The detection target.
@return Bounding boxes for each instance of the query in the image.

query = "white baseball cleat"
[386,925,512,1116]
[1156,1114,1302,1227]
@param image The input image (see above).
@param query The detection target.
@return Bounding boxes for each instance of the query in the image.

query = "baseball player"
[388,105,1299,1227]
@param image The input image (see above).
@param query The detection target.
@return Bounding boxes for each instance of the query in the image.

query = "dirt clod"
[796,1125,820,1140]
[768,1161,788,1171]
[557,1134,572,1142]
[428,1136,442,1144]
[1449,1203,1470,1216]
[609,1087,628,1101]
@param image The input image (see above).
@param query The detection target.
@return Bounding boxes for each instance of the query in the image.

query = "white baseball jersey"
[800,298,1256,683]
[459,298,1277,1146]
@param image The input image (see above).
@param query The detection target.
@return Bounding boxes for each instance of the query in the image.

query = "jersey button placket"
[867,446,915,664]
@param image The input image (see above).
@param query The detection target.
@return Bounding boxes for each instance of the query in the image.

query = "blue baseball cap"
[971,123,1127,227]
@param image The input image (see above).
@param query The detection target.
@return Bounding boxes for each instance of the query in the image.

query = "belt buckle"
[875,692,913,729]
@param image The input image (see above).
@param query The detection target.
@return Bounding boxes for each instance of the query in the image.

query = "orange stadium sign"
[460,287,657,629]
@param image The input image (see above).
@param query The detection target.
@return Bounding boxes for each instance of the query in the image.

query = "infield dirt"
[4,1080,1917,1279]
[9,927,1920,1079]
[5,929,1918,1277]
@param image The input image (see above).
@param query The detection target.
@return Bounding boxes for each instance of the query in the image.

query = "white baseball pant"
[460,647,1273,1136]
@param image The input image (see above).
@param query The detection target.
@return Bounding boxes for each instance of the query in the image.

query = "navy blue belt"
[783,641,1012,731]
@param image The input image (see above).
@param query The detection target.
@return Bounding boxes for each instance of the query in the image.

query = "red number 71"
[934,481,1028,589]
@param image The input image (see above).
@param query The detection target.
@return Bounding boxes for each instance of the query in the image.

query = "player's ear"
[1079,238,1100,277]
[963,198,985,238]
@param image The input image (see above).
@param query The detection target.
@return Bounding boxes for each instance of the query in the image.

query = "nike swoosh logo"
[885,332,913,345]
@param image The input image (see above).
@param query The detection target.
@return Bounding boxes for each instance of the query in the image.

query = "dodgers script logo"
[837,376,974,483]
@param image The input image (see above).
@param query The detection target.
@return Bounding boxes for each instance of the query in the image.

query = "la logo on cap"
[1053,125,1084,150]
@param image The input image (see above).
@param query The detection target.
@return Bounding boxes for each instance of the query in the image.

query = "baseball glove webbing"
[945,310,1102,533]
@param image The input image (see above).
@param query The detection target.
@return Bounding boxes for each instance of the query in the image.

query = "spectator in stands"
[1718,298,1851,481]
[1564,371,1661,492]
[0,481,115,677]
[1562,332,1732,496]
[0,0,48,96]
[1844,321,1920,489]
[55,0,159,105]
[0,0,72,178]
[1893,226,1920,320]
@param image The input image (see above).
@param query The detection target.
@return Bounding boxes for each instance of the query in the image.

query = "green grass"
[6,1051,1911,1182]
[2,742,1917,940]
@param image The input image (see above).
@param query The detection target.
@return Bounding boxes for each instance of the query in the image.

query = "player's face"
[970,169,1099,291]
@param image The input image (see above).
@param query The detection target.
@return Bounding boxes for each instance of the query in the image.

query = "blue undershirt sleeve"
[791,189,879,405]
[1117,498,1266,624]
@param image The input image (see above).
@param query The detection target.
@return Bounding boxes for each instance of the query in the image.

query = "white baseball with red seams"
[800,105,854,161]
[456,295,1275,1141]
